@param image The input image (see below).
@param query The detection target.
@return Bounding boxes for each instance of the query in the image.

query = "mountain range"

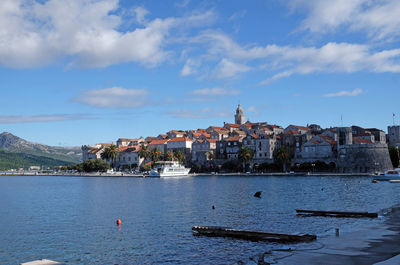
[0,132,82,170]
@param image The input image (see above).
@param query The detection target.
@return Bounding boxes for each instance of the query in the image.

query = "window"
[234,142,237,146]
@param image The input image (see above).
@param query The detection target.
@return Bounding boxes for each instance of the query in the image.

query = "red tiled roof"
[289,125,311,131]
[243,123,252,128]
[169,137,193,142]
[158,134,168,138]
[209,126,225,130]
[311,141,320,145]
[249,134,259,139]
[88,148,102,154]
[353,137,373,144]
[202,133,210,138]
[225,136,244,141]
[214,129,229,135]
[118,138,142,142]
[225,123,240,128]
[197,129,207,132]
[268,125,281,129]
[284,130,299,135]
[206,139,218,143]
[149,139,170,145]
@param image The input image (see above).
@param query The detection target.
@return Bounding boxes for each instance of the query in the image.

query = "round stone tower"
[235,104,245,125]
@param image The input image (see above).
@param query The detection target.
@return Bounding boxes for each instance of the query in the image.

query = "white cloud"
[0,114,92,124]
[324,88,363,97]
[180,58,200,76]
[0,0,215,68]
[133,6,149,24]
[75,87,149,108]
[190,87,240,96]
[287,0,400,41]
[213,58,252,78]
[187,31,400,83]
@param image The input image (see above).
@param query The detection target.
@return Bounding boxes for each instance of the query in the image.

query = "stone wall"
[337,143,392,173]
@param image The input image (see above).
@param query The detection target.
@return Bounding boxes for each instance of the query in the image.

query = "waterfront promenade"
[0,171,376,177]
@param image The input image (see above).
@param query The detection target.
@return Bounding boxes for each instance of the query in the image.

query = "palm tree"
[151,148,163,163]
[274,147,290,172]
[138,144,151,161]
[164,151,174,161]
[101,144,119,168]
[174,150,186,165]
[239,146,253,172]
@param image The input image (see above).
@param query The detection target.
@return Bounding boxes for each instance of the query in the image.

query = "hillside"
[0,132,82,170]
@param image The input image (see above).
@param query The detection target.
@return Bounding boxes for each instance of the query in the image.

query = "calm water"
[1,175,400,264]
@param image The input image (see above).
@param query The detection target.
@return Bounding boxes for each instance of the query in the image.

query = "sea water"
[1,175,400,264]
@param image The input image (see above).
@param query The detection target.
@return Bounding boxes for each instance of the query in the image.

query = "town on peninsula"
[81,104,400,174]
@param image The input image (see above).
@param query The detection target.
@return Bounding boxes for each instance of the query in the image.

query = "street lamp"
[311,163,315,174]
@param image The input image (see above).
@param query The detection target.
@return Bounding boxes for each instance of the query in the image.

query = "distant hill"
[0,132,82,170]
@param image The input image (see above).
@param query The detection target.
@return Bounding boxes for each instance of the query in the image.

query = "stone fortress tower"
[234,104,245,125]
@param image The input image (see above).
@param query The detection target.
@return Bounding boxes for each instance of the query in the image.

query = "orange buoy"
[372,179,378,183]
[116,219,122,225]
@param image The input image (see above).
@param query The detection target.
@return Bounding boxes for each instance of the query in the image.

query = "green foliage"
[142,163,152,172]
[100,144,119,167]
[165,151,174,161]
[151,148,162,162]
[138,144,151,160]
[273,147,291,172]
[0,148,75,171]
[221,160,243,172]
[82,159,110,172]
[59,159,110,173]
[389,146,399,168]
[291,161,336,172]
[256,162,280,172]
[174,150,186,165]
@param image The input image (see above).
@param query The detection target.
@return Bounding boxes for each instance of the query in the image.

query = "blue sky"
[1,0,400,146]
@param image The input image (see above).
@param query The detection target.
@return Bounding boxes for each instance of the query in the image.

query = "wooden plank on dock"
[296,209,378,218]
[192,226,316,243]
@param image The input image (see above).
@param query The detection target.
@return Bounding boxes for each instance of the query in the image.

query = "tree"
[101,144,119,168]
[138,144,151,161]
[174,150,186,165]
[274,147,290,172]
[82,159,110,172]
[165,151,174,161]
[151,148,163,163]
[389,146,400,168]
[239,146,253,171]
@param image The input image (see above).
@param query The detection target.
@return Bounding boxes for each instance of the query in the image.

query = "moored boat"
[149,161,190,177]
[382,169,400,180]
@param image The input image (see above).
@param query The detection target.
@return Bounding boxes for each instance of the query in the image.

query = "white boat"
[382,169,400,180]
[149,161,191,177]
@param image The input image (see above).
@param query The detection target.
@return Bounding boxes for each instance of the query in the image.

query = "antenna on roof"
[341,114,343,127]
[393,113,396,126]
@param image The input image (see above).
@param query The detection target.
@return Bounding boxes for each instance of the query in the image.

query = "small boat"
[149,161,191,177]
[382,169,400,180]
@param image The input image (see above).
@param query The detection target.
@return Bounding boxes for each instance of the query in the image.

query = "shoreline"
[0,172,376,177]
[271,204,400,265]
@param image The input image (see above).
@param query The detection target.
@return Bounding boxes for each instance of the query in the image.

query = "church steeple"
[235,104,245,125]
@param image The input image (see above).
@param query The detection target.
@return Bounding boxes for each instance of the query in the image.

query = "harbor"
[2,174,400,264]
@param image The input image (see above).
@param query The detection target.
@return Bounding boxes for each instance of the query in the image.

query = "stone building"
[234,104,245,125]
[116,146,143,169]
[191,139,217,165]
[388,125,400,146]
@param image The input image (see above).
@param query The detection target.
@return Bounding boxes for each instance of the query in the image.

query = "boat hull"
[149,168,191,177]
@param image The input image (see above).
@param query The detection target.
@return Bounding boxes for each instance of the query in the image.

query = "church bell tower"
[235,104,245,125]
